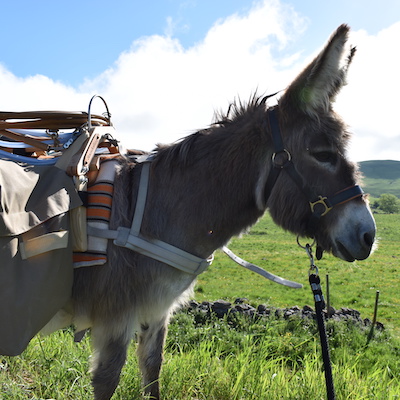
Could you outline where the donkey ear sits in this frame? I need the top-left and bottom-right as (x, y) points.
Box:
(281, 24), (356, 115)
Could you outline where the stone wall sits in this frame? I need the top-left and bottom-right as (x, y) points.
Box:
(184, 298), (384, 330)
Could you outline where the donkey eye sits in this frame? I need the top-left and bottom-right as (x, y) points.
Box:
(312, 151), (337, 164)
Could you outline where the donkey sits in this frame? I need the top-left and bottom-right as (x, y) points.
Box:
(48, 24), (375, 399)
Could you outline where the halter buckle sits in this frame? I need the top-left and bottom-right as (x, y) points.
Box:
(310, 196), (332, 217)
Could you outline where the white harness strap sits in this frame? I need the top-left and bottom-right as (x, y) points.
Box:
(130, 161), (150, 236)
(222, 246), (302, 288)
(87, 160), (213, 275)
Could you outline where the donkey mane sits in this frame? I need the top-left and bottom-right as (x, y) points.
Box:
(213, 93), (268, 125)
(153, 93), (268, 170)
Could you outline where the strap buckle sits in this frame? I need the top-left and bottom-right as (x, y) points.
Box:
(310, 196), (332, 217)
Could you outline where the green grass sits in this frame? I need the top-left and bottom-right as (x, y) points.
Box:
(165, 312), (400, 400)
(1, 213), (400, 399)
(362, 177), (400, 198)
(196, 213), (400, 337)
(2, 312), (400, 399)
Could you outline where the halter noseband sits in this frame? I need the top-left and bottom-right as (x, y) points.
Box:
(263, 108), (363, 238)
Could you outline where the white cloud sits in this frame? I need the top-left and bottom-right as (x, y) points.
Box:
(334, 22), (400, 161)
(0, 64), (89, 110)
(0, 1), (398, 162)
(79, 0), (306, 150)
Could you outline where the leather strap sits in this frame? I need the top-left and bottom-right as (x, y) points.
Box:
(0, 111), (109, 130)
(0, 129), (50, 151)
(66, 126), (115, 177)
(0, 110), (110, 156)
(326, 185), (363, 208)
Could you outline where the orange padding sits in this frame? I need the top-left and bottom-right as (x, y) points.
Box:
(72, 180), (114, 266)
(86, 182), (113, 222)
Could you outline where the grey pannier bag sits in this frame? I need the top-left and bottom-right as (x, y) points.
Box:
(0, 159), (82, 355)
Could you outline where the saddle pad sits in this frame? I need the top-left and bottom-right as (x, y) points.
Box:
(73, 160), (117, 267)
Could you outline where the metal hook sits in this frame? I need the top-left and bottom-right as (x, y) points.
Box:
(297, 236), (318, 275)
(296, 236), (316, 249)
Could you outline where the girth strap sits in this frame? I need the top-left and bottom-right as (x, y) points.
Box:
(88, 225), (213, 275)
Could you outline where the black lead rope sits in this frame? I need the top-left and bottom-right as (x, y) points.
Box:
(303, 243), (336, 400)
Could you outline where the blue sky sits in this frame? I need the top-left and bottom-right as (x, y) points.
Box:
(2, 0), (399, 86)
(1, 0), (399, 160)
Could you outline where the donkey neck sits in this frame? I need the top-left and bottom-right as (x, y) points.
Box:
(142, 123), (269, 257)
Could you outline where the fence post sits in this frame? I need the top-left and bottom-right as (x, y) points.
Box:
(366, 290), (380, 345)
(326, 274), (333, 317)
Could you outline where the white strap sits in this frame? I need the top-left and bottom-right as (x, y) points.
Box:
(87, 225), (213, 275)
(130, 162), (150, 236)
(222, 246), (302, 288)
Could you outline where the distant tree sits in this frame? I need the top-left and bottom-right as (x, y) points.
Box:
(371, 199), (380, 210)
(379, 193), (400, 213)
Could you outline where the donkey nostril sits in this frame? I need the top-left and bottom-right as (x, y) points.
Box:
(363, 232), (374, 248)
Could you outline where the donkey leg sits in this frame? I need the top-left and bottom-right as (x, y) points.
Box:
(137, 318), (168, 400)
(90, 324), (132, 400)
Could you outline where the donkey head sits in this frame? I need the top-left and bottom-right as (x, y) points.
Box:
(266, 24), (376, 261)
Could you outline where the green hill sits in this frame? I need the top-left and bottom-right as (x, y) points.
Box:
(359, 160), (400, 198)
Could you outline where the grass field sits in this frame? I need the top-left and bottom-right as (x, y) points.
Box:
(1, 213), (400, 399)
(2, 314), (399, 400)
(196, 213), (400, 337)
(359, 160), (400, 198)
(362, 177), (400, 199)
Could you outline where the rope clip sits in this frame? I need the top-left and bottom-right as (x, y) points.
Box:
(297, 236), (318, 276)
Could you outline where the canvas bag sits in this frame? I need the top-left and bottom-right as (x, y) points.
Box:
(0, 159), (82, 355)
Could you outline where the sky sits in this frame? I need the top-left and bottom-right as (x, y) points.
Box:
(1, 0), (399, 161)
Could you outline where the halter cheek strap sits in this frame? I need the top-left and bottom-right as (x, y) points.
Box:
(264, 108), (363, 238)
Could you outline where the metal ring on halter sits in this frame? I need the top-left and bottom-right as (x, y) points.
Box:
(87, 95), (112, 130)
(272, 149), (291, 168)
(296, 235), (316, 250)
